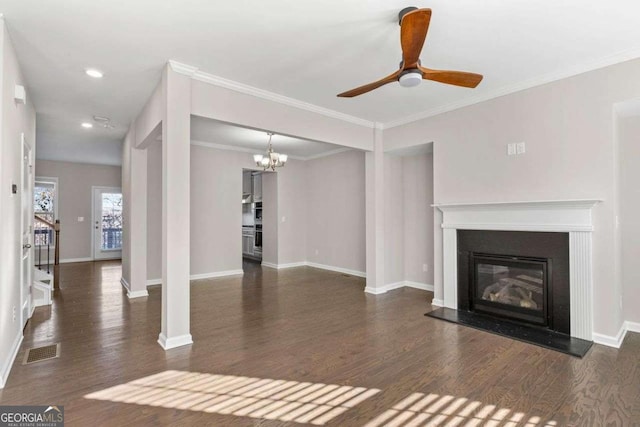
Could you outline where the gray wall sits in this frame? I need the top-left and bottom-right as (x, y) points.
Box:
(384, 58), (640, 337)
(0, 21), (37, 388)
(306, 150), (366, 273)
(403, 153), (434, 285)
(35, 160), (122, 261)
(146, 144), (368, 279)
(383, 152), (435, 286)
(619, 116), (640, 324)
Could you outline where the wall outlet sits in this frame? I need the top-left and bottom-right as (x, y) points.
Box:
(423, 264), (429, 272)
(78, 216), (84, 222)
(507, 143), (516, 156)
(281, 216), (286, 223)
(12, 306), (16, 322)
(315, 249), (319, 255)
(516, 142), (526, 154)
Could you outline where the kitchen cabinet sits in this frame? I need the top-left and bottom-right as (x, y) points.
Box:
(242, 233), (254, 256)
(252, 173), (262, 202)
(242, 171), (252, 199)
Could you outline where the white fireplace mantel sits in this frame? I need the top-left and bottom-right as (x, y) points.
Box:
(434, 199), (602, 341)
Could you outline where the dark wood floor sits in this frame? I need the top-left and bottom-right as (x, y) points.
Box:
(0, 260), (638, 426)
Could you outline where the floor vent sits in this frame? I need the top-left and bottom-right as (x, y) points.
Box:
(23, 344), (60, 365)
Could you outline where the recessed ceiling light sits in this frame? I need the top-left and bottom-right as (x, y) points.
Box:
(85, 68), (103, 78)
(81, 122), (93, 129)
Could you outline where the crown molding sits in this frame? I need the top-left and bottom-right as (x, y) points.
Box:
(172, 47), (640, 133)
(190, 139), (351, 161)
(191, 139), (305, 160)
(169, 60), (375, 129)
(302, 147), (352, 161)
(384, 47), (640, 129)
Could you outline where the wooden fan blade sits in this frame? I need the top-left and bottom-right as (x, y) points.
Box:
(419, 66), (483, 88)
(337, 71), (400, 97)
(400, 9), (432, 69)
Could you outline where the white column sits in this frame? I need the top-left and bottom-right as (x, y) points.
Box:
(365, 126), (385, 293)
(158, 64), (192, 350)
(570, 231), (594, 340)
(128, 143), (148, 298)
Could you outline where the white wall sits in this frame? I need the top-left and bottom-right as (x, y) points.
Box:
(35, 160), (122, 261)
(619, 116), (640, 324)
(384, 57), (640, 338)
(0, 20), (36, 388)
(306, 150), (366, 273)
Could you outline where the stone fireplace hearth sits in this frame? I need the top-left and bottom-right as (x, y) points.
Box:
(434, 200), (600, 341)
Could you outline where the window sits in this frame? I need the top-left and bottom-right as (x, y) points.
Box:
(34, 180), (56, 246)
(101, 193), (123, 250)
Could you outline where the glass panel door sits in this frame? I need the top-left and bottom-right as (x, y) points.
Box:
(93, 187), (122, 260)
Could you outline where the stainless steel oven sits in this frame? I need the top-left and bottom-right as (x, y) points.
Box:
(254, 224), (262, 255)
(254, 202), (262, 224)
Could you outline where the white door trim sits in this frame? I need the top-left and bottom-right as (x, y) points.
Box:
(20, 133), (33, 328)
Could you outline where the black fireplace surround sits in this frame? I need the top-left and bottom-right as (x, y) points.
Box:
(457, 230), (570, 335)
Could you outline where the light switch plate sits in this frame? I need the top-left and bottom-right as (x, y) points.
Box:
(78, 217), (84, 222)
(516, 142), (526, 154)
(507, 143), (516, 156)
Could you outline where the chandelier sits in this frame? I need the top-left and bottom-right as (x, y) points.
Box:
(253, 132), (288, 171)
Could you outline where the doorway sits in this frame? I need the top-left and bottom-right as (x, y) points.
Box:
(92, 187), (123, 260)
(20, 133), (33, 328)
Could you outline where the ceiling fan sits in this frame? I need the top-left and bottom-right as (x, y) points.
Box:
(337, 7), (483, 98)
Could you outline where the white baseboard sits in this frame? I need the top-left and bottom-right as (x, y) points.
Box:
(158, 333), (193, 350)
(627, 321), (640, 333)
(593, 321), (640, 349)
(0, 332), (23, 389)
(190, 270), (244, 280)
(260, 261), (366, 278)
(431, 298), (444, 307)
(120, 277), (130, 291)
(146, 270), (244, 287)
(305, 262), (366, 278)
(60, 257), (93, 264)
(128, 289), (149, 299)
(365, 281), (434, 295)
(261, 261), (306, 269)
(404, 281), (435, 292)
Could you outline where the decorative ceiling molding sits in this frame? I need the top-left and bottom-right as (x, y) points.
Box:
(172, 46), (640, 132)
(384, 47), (640, 129)
(190, 139), (352, 161)
(169, 60), (375, 129)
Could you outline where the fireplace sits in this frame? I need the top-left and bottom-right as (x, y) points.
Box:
(457, 230), (570, 335)
(471, 254), (548, 326)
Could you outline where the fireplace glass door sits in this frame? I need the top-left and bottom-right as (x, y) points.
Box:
(471, 254), (549, 326)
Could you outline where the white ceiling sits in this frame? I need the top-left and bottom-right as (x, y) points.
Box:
(2, 0), (640, 165)
(191, 117), (350, 160)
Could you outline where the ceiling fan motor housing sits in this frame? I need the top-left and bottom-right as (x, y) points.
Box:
(398, 6), (418, 24)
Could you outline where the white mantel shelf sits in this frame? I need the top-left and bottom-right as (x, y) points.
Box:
(436, 198), (601, 341)
(433, 199), (602, 210)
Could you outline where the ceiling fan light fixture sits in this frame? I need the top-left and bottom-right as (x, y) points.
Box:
(399, 70), (422, 88)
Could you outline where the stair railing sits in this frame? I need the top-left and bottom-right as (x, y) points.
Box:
(33, 215), (60, 289)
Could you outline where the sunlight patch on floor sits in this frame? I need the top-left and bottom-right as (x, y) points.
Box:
(84, 370), (380, 425)
(364, 392), (558, 427)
